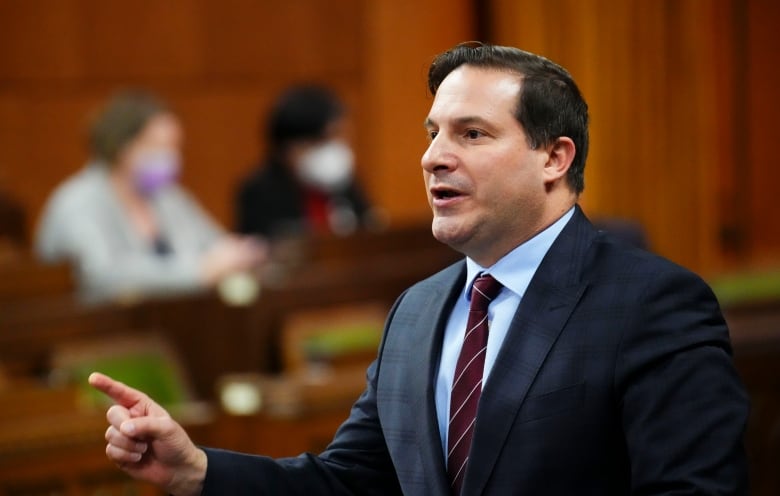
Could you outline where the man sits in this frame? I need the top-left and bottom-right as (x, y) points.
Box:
(91, 43), (749, 495)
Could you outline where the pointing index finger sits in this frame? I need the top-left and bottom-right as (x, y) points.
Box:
(88, 372), (147, 409)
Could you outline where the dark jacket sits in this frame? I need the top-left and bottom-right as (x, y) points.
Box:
(204, 206), (749, 495)
(235, 158), (371, 238)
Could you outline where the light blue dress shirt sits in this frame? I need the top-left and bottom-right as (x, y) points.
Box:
(434, 207), (575, 459)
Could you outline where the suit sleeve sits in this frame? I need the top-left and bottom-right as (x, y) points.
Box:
(201, 297), (407, 496)
(616, 267), (749, 495)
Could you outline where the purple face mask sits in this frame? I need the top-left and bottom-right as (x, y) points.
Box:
(132, 150), (180, 196)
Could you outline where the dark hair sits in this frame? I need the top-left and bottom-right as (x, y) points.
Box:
(266, 85), (344, 150)
(89, 90), (169, 166)
(428, 42), (589, 194)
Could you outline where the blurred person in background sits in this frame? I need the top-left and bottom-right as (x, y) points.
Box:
(35, 90), (265, 303)
(235, 85), (379, 239)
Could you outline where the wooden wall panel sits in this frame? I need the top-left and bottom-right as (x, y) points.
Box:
(0, 96), (29, 189)
(361, 0), (475, 225)
(0, 0), (83, 82)
(80, 0), (204, 80)
(710, 1), (748, 266)
(486, 0), (765, 275)
(747, 0), (780, 264)
(200, 0), (364, 80)
(0, 92), (100, 231)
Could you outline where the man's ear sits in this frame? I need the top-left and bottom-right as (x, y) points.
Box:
(543, 137), (576, 184)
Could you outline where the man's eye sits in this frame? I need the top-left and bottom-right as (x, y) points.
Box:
(428, 130), (438, 140)
(466, 129), (483, 139)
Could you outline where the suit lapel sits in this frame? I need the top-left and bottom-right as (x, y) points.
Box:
(463, 207), (596, 495)
(405, 263), (466, 495)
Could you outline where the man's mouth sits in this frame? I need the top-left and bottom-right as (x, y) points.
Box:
(431, 186), (463, 200)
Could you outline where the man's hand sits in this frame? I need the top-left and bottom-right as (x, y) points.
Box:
(89, 372), (207, 496)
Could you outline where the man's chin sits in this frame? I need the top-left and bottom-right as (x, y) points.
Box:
(431, 219), (470, 252)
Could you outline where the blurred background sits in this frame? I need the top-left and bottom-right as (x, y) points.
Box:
(1, 0), (779, 495)
(0, 0), (777, 274)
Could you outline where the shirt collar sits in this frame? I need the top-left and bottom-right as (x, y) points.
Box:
(464, 207), (575, 300)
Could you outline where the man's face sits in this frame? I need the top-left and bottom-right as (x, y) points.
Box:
(422, 65), (552, 266)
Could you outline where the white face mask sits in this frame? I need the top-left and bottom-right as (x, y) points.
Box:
(295, 141), (355, 192)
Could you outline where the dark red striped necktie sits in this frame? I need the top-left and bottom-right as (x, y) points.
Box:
(447, 273), (503, 495)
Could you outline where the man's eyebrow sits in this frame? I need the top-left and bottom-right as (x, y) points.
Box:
(453, 116), (492, 127)
(423, 116), (493, 129)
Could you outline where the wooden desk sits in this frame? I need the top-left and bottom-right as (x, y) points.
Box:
(0, 258), (74, 303)
(0, 382), (165, 496)
(0, 297), (132, 378)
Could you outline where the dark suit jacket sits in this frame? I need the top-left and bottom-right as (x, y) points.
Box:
(203, 206), (749, 495)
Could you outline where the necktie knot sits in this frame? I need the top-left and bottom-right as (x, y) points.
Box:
(470, 274), (503, 308)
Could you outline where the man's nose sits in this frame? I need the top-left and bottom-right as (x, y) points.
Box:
(421, 134), (457, 174)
